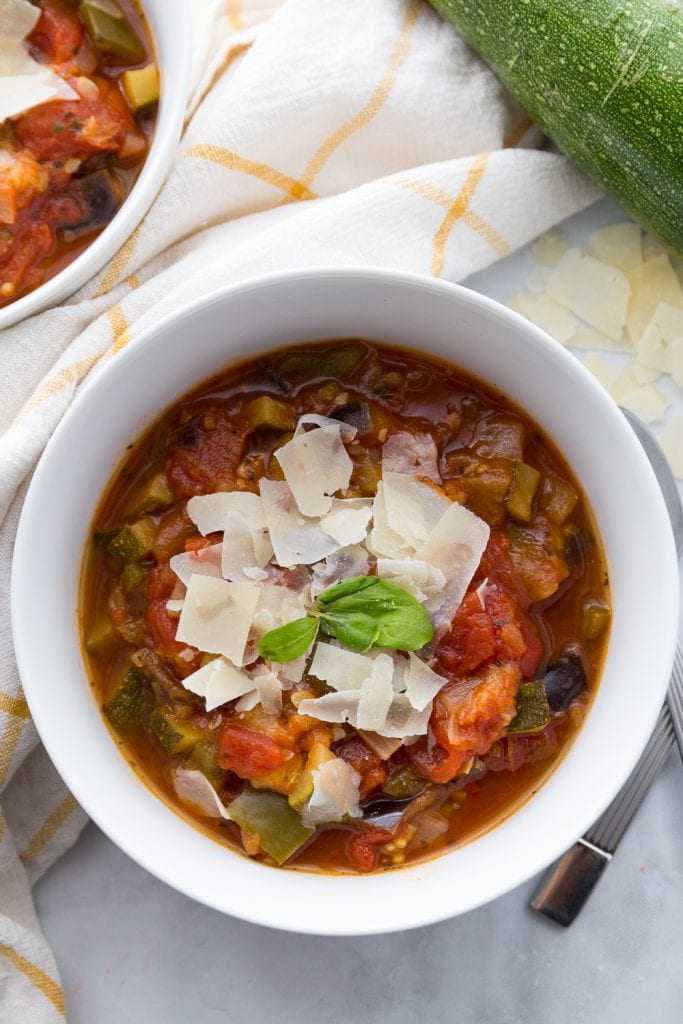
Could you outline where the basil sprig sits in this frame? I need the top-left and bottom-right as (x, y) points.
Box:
(258, 575), (434, 663)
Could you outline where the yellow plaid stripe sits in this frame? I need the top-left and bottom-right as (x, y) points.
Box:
(0, 692), (30, 719)
(185, 145), (319, 203)
(0, 943), (65, 1017)
(20, 794), (79, 864)
(432, 154), (490, 277)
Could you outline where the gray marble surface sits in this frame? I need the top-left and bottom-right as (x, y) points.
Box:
(34, 198), (683, 1023)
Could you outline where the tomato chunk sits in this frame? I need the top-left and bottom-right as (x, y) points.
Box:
(167, 411), (247, 499)
(218, 724), (284, 779)
(145, 600), (199, 678)
(334, 736), (388, 800)
(28, 0), (85, 66)
(347, 825), (393, 873)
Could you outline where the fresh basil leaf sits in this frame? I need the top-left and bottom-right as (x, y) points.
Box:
(318, 577), (434, 652)
(319, 610), (380, 652)
(258, 616), (319, 663)
(317, 575), (379, 604)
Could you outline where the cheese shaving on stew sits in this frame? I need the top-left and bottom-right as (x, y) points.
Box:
(187, 491), (267, 534)
(181, 657), (256, 711)
(0, 0), (78, 121)
(401, 653), (447, 713)
(169, 544), (223, 587)
(259, 478), (341, 567)
(356, 654), (395, 731)
(310, 642), (375, 692)
(319, 498), (373, 546)
(381, 432), (441, 482)
(252, 668), (283, 715)
(310, 545), (369, 598)
(381, 471), (451, 551)
(416, 502), (490, 630)
(172, 769), (231, 820)
(275, 422), (354, 517)
(301, 757), (361, 826)
(220, 511), (269, 580)
(176, 576), (259, 666)
(375, 558), (446, 603)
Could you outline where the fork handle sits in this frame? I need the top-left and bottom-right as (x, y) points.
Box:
(531, 840), (611, 926)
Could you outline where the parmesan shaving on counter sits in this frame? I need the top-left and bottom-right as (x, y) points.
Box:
(510, 222), (683, 478)
(0, 0), (78, 121)
(168, 413), (491, 741)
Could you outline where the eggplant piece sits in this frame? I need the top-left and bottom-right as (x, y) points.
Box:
(543, 650), (587, 712)
(59, 170), (124, 242)
(331, 401), (372, 434)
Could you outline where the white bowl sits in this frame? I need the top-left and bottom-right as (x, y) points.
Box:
(11, 269), (679, 935)
(0, 0), (191, 331)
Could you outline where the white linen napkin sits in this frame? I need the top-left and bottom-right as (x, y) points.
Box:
(0, 0), (597, 1019)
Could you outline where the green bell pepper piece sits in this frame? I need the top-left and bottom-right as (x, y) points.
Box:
(80, 0), (145, 61)
(507, 680), (551, 735)
(103, 667), (151, 732)
(229, 788), (314, 864)
(150, 707), (204, 755)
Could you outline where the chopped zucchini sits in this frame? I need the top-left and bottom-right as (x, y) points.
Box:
(122, 63), (160, 111)
(288, 742), (335, 810)
(582, 597), (611, 640)
(505, 461), (541, 523)
(508, 524), (569, 603)
(80, 0), (145, 61)
(124, 472), (174, 518)
(86, 612), (117, 655)
(190, 739), (226, 780)
(150, 707), (203, 755)
(382, 765), (424, 800)
(229, 788), (314, 865)
(539, 473), (579, 525)
(106, 517), (156, 565)
(244, 396), (296, 433)
(472, 419), (525, 461)
(115, 619), (146, 645)
(120, 562), (148, 592)
(507, 680), (551, 735)
(103, 667), (151, 732)
(274, 342), (365, 383)
(445, 454), (513, 526)
(350, 454), (382, 497)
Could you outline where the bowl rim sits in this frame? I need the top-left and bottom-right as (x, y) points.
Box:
(0, 0), (192, 332)
(11, 267), (680, 935)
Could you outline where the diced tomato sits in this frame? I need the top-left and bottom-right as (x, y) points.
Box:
(14, 76), (144, 162)
(434, 591), (495, 677)
(184, 534), (222, 552)
(218, 724), (284, 778)
(482, 726), (560, 773)
(145, 564), (177, 602)
(0, 220), (54, 298)
(408, 662), (520, 783)
(28, 0), (84, 66)
(167, 411), (247, 499)
(334, 736), (388, 800)
(145, 599), (199, 677)
(152, 506), (195, 562)
(346, 825), (393, 873)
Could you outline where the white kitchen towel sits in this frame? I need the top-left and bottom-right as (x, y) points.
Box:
(0, 0), (598, 1019)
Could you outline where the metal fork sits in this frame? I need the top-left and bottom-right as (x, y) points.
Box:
(532, 411), (682, 926)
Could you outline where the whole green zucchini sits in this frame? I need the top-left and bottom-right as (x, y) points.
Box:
(428, 0), (683, 253)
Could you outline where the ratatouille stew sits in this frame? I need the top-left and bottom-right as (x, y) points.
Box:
(82, 340), (610, 873)
(1, 0), (158, 306)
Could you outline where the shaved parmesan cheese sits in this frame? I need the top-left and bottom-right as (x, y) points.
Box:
(252, 668), (283, 715)
(547, 250), (629, 341)
(565, 325), (631, 352)
(166, 598), (185, 614)
(301, 757), (361, 827)
(637, 302), (683, 373)
(319, 498), (373, 546)
(657, 418), (683, 479)
(243, 566), (269, 581)
(582, 354), (619, 391)
(402, 654), (447, 712)
(275, 424), (353, 516)
(382, 432), (441, 483)
(588, 223), (643, 273)
(170, 544), (223, 587)
(310, 545), (369, 599)
(356, 654), (394, 731)
(673, 338), (683, 389)
(525, 266), (554, 294)
(176, 576), (259, 666)
(379, 694), (432, 738)
(509, 290), (577, 344)
(310, 642), (374, 692)
(187, 491), (266, 534)
(259, 478), (340, 567)
(297, 689), (362, 724)
(172, 769), (230, 820)
(416, 502), (489, 623)
(381, 471), (450, 552)
(619, 384), (671, 424)
(531, 230), (570, 267)
(631, 363), (661, 386)
(627, 256), (683, 344)
(235, 690), (260, 713)
(251, 583), (311, 637)
(181, 656), (256, 711)
(1, 0), (40, 39)
(294, 413), (356, 442)
(273, 654), (309, 684)
(220, 511), (268, 580)
(376, 558), (446, 604)
(368, 482), (411, 560)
